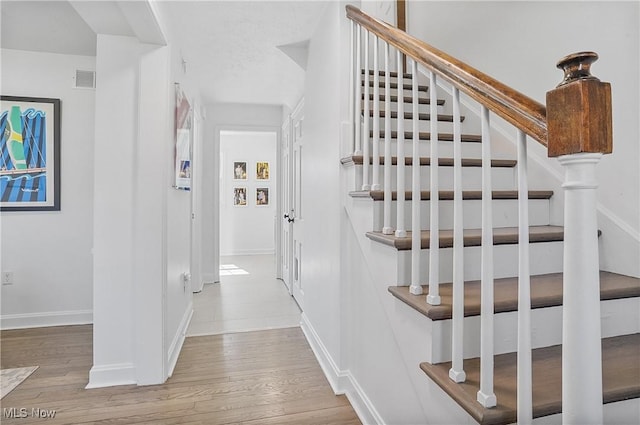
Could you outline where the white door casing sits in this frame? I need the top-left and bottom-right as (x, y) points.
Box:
(281, 118), (293, 294)
(291, 101), (304, 309)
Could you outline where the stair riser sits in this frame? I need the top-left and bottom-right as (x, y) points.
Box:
(372, 198), (551, 232)
(362, 100), (446, 114)
(364, 116), (459, 133)
(430, 296), (640, 364)
(396, 241), (564, 285)
(354, 164), (516, 190)
(360, 139), (484, 158)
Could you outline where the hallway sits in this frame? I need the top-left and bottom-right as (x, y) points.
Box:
(188, 255), (301, 336)
(1, 325), (360, 424)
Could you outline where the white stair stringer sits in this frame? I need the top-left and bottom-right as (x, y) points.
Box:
(343, 194), (477, 425)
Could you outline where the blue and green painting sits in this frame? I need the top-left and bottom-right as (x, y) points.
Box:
(0, 105), (48, 203)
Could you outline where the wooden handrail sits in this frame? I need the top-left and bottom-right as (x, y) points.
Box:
(346, 5), (548, 146)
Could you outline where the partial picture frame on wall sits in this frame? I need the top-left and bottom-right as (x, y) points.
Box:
(174, 84), (192, 190)
(256, 187), (269, 206)
(233, 187), (247, 206)
(0, 96), (61, 211)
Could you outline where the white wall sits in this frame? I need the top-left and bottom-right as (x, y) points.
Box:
(89, 32), (194, 388)
(219, 131), (277, 256)
(90, 35), (140, 387)
(0, 49), (95, 329)
(202, 103), (282, 282)
(299, 0), (344, 378)
(406, 1), (639, 276)
(151, 0), (202, 374)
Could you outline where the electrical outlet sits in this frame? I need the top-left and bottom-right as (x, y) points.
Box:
(2, 271), (14, 285)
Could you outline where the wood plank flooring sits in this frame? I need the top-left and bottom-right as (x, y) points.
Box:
(1, 325), (360, 425)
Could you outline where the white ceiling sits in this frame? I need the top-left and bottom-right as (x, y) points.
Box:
(0, 0), (327, 108)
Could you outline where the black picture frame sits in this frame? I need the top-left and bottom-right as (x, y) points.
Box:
(0, 96), (61, 211)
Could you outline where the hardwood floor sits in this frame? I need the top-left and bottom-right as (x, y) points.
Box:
(1, 325), (360, 425)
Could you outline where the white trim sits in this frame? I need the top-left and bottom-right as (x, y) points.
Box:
(167, 302), (193, 378)
(86, 363), (136, 389)
(598, 204), (640, 243)
(300, 313), (385, 425)
(0, 310), (92, 330)
(220, 249), (276, 256)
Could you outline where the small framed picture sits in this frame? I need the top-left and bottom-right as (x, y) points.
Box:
(233, 187), (247, 206)
(233, 161), (247, 180)
(256, 161), (270, 180)
(256, 188), (269, 206)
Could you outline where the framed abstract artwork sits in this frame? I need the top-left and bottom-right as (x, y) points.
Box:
(0, 96), (61, 211)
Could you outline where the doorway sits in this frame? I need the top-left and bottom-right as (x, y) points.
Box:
(187, 130), (300, 336)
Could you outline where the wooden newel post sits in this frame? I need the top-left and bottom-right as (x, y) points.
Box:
(547, 51), (612, 157)
(546, 52), (613, 425)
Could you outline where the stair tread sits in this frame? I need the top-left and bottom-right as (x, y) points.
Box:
(362, 80), (429, 91)
(351, 190), (553, 201)
(388, 271), (640, 321)
(365, 94), (445, 105)
(420, 333), (640, 425)
(367, 110), (465, 122)
(370, 131), (482, 142)
(342, 155), (516, 167)
(366, 225), (565, 250)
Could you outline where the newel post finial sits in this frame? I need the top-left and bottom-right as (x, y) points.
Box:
(546, 51), (613, 157)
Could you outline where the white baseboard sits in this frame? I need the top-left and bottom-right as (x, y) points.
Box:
(300, 313), (385, 425)
(86, 363), (136, 389)
(0, 310), (92, 330)
(167, 303), (193, 378)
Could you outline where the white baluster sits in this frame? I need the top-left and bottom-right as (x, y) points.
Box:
(361, 31), (371, 191)
(517, 129), (532, 424)
(371, 36), (381, 191)
(427, 71), (441, 305)
(383, 42), (393, 234)
(559, 153), (604, 425)
(477, 105), (496, 408)
(354, 24), (362, 156)
(395, 49), (406, 237)
(349, 21), (355, 155)
(449, 86), (465, 383)
(409, 59), (422, 296)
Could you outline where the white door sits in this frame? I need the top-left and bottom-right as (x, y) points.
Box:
(290, 103), (304, 309)
(280, 119), (293, 295)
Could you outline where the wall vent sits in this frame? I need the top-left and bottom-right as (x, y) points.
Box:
(74, 70), (95, 89)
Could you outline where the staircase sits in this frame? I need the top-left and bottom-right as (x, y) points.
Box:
(341, 6), (640, 425)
